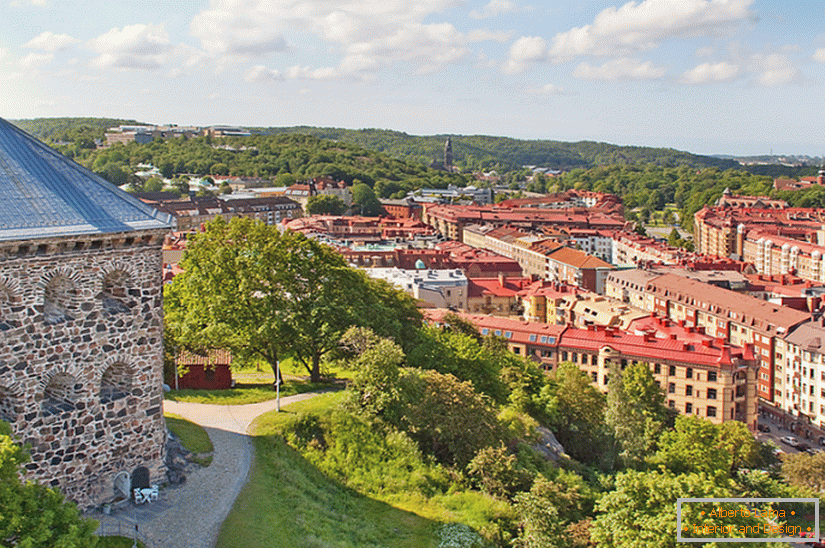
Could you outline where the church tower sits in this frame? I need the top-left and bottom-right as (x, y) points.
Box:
(444, 137), (453, 172)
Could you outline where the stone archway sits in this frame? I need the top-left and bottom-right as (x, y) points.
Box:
(100, 361), (133, 404)
(40, 372), (79, 416)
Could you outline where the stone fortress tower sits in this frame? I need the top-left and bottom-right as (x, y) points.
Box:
(0, 118), (173, 508)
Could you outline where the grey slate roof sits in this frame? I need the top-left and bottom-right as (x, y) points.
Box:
(0, 117), (172, 241)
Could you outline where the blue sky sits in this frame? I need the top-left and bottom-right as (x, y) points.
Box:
(1, 0), (823, 156)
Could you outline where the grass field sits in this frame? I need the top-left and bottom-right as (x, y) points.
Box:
(218, 392), (500, 547)
(217, 436), (439, 547)
(165, 413), (214, 466)
(165, 357), (349, 405)
(218, 392), (440, 548)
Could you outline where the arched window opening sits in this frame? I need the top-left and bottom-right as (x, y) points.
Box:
(0, 285), (12, 331)
(40, 373), (79, 416)
(102, 270), (133, 315)
(43, 276), (77, 325)
(100, 362), (132, 404)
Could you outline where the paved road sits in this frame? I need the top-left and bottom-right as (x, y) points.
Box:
(91, 392), (324, 548)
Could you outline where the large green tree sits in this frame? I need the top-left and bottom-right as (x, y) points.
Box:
(605, 361), (669, 469)
(306, 194), (346, 215)
(351, 183), (383, 216)
(166, 216), (400, 382)
(0, 432), (99, 547)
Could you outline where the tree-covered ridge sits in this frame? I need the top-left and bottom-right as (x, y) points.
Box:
(11, 117), (141, 144)
(60, 133), (471, 194)
(251, 126), (740, 172)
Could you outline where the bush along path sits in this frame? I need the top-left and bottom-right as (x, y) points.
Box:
(89, 391), (329, 548)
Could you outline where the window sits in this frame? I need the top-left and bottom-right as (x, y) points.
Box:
(707, 388), (717, 400)
(528, 334), (537, 342)
(504, 331), (513, 339)
(494, 330), (502, 337)
(481, 328), (489, 335)
(686, 385), (693, 396)
(591, 372), (598, 383)
(686, 402), (693, 413)
(100, 362), (132, 404)
(669, 365), (676, 376)
(686, 367), (693, 379)
(707, 371), (717, 382)
(707, 406), (717, 417)
(591, 355), (598, 365)
(668, 383), (675, 394)
(562, 351), (568, 361)
(668, 400), (675, 408)
(540, 336), (548, 344)
(572, 353), (578, 363)
(514, 347), (520, 355)
(604, 375), (609, 385)
(654, 363), (661, 374)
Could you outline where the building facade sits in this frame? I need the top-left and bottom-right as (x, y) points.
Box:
(0, 118), (172, 509)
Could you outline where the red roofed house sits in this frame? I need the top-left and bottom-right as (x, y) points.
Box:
(171, 349), (233, 389)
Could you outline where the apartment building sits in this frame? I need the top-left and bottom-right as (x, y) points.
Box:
(426, 311), (758, 429)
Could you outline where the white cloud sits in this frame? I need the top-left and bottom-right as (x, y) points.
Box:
(750, 53), (802, 86)
(814, 48), (825, 63)
(503, 35), (548, 73)
(24, 31), (78, 52)
(10, 0), (47, 6)
(680, 61), (739, 83)
(245, 64), (284, 83)
(19, 52), (54, 69)
(470, 0), (516, 20)
(573, 57), (666, 80)
(190, 0), (498, 77)
(549, 0), (753, 59)
(88, 24), (172, 70)
(526, 83), (568, 94)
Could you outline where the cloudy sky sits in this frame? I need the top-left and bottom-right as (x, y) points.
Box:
(1, 0), (823, 155)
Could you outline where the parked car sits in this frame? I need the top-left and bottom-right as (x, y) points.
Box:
(781, 436), (800, 448)
(806, 447), (823, 455)
(757, 424), (771, 433)
(798, 443), (811, 452)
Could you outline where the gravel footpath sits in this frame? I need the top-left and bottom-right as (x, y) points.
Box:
(89, 392), (325, 548)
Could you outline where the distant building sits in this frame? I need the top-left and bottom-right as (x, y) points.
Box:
(138, 195), (301, 231)
(365, 268), (468, 309)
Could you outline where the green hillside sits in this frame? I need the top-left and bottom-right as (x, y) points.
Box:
(251, 126), (739, 172)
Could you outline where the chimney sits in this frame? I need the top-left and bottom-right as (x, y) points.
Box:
(701, 339), (711, 347)
(498, 272), (505, 287)
(697, 326), (705, 335)
(669, 333), (678, 340)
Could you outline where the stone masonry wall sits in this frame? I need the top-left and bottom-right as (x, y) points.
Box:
(0, 230), (167, 509)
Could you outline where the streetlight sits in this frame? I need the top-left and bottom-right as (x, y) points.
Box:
(276, 360), (280, 412)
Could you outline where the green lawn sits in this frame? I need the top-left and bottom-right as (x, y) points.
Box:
(218, 391), (440, 548)
(98, 536), (146, 547)
(165, 413), (214, 466)
(217, 438), (439, 548)
(165, 356), (349, 405)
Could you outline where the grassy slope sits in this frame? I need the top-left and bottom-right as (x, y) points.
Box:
(165, 413), (214, 466)
(218, 392), (438, 548)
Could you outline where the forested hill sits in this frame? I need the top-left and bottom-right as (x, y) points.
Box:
(11, 117), (141, 145)
(251, 126), (740, 172)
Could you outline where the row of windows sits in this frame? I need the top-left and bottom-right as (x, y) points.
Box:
(668, 400), (718, 417)
(0, 364), (134, 421)
(0, 269), (136, 326)
(667, 383), (718, 399)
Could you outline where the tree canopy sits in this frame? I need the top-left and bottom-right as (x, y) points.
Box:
(0, 433), (99, 547)
(165, 216), (419, 382)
